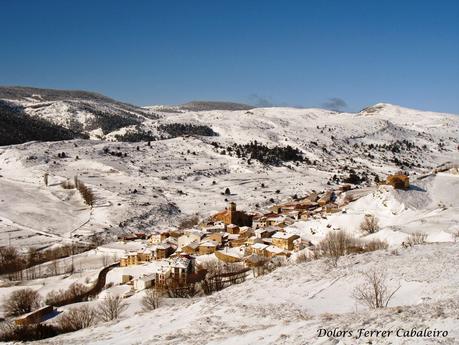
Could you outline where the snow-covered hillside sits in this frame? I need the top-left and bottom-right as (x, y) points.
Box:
(33, 242), (459, 345)
(286, 172), (459, 247)
(1, 88), (459, 344)
(0, 88), (257, 144)
(0, 87), (157, 144)
(0, 89), (458, 248)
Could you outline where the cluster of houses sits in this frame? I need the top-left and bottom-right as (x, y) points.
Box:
(98, 175), (410, 293)
(99, 183), (370, 292)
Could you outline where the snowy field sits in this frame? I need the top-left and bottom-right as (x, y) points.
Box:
(0, 178), (90, 247)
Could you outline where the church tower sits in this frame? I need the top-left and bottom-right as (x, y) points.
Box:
(228, 202), (237, 224)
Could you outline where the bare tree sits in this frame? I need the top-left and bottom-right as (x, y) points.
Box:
(0, 321), (17, 341)
(0, 321), (59, 342)
(0, 246), (26, 278)
(98, 295), (127, 321)
(90, 233), (105, 248)
(76, 181), (95, 207)
(67, 282), (87, 299)
(352, 268), (400, 309)
(49, 260), (59, 276)
(407, 232), (427, 245)
(317, 231), (357, 267)
(200, 261), (225, 294)
(57, 304), (96, 332)
(4, 288), (42, 316)
(27, 247), (39, 267)
(200, 261), (247, 294)
(45, 282), (88, 306)
(295, 250), (311, 263)
(364, 239), (388, 251)
(360, 214), (380, 234)
(141, 288), (160, 311)
(45, 289), (66, 306)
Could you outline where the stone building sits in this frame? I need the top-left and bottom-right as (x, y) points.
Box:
(386, 174), (410, 190)
(212, 202), (253, 227)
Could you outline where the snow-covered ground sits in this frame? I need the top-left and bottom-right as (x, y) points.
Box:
(32, 242), (459, 345)
(0, 101), (458, 344)
(286, 172), (459, 247)
(0, 103), (457, 248)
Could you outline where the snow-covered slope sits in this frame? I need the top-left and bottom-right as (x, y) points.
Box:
(286, 172), (459, 247)
(1, 89), (459, 344)
(0, 87), (157, 143)
(0, 89), (458, 248)
(34, 242), (459, 345)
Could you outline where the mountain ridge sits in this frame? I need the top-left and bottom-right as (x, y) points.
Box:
(0, 86), (458, 148)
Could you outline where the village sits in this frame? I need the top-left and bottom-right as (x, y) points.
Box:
(2, 169), (416, 332)
(90, 173), (411, 297)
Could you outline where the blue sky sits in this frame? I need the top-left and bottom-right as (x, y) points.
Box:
(1, 0), (458, 113)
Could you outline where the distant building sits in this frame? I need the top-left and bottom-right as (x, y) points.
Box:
(226, 224), (240, 234)
(15, 305), (54, 326)
(120, 249), (154, 267)
(255, 226), (278, 239)
(148, 231), (170, 244)
(155, 256), (195, 287)
(252, 213), (279, 228)
(198, 240), (218, 255)
(178, 232), (203, 250)
(155, 244), (174, 259)
(271, 232), (300, 250)
(318, 191), (334, 206)
(386, 174), (410, 190)
(215, 249), (243, 263)
(205, 232), (226, 245)
(182, 240), (200, 254)
(212, 202), (253, 227)
(133, 274), (156, 291)
(228, 234), (246, 248)
(239, 226), (252, 234)
(201, 221), (226, 233)
(245, 236), (264, 246)
(265, 245), (288, 258)
(169, 256), (195, 285)
(249, 243), (268, 256)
